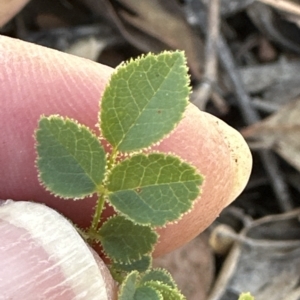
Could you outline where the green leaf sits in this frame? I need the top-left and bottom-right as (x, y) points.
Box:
(107, 153), (203, 226)
(100, 51), (190, 152)
(145, 281), (186, 300)
(36, 116), (106, 198)
(112, 255), (152, 273)
(134, 286), (162, 300)
(238, 292), (255, 300)
(98, 215), (158, 263)
(118, 272), (163, 300)
(118, 271), (138, 300)
(140, 269), (176, 289)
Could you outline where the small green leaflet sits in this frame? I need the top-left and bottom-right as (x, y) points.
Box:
(140, 269), (176, 289)
(107, 153), (203, 226)
(98, 215), (158, 263)
(118, 271), (163, 300)
(238, 293), (255, 300)
(145, 281), (186, 300)
(100, 51), (190, 152)
(134, 286), (162, 300)
(118, 271), (138, 300)
(112, 255), (152, 273)
(36, 116), (106, 198)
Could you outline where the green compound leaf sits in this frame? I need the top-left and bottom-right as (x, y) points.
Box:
(140, 269), (176, 289)
(107, 153), (203, 226)
(36, 116), (106, 198)
(100, 51), (190, 152)
(145, 281), (186, 300)
(98, 215), (158, 263)
(134, 286), (162, 300)
(118, 271), (138, 300)
(112, 255), (152, 273)
(238, 293), (255, 300)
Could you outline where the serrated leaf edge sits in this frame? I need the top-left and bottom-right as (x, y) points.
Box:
(135, 285), (164, 300)
(144, 281), (186, 300)
(141, 268), (177, 289)
(112, 254), (152, 266)
(98, 214), (158, 264)
(107, 152), (203, 227)
(118, 270), (138, 299)
(112, 255), (152, 274)
(99, 50), (191, 153)
(35, 115), (103, 200)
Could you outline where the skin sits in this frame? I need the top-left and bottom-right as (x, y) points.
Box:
(0, 34), (252, 253)
(0, 2), (252, 297)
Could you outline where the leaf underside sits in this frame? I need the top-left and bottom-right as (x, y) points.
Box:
(107, 153), (203, 226)
(98, 215), (158, 263)
(36, 116), (106, 198)
(100, 51), (190, 152)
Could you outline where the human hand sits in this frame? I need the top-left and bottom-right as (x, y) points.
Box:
(0, 6), (252, 298)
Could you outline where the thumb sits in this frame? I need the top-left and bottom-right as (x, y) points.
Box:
(0, 200), (117, 300)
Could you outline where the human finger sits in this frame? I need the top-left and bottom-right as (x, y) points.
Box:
(0, 35), (252, 257)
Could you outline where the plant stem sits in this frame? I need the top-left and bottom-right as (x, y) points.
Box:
(108, 266), (125, 284)
(108, 149), (118, 170)
(91, 193), (106, 231)
(90, 149), (118, 232)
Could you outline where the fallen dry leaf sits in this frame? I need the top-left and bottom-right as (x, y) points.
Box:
(97, 0), (204, 79)
(242, 97), (300, 172)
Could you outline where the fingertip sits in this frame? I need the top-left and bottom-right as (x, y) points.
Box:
(212, 115), (252, 205)
(0, 35), (113, 226)
(180, 105), (252, 207)
(153, 104), (252, 256)
(0, 36), (252, 258)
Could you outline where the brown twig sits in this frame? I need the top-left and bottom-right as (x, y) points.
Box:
(217, 34), (293, 212)
(192, 0), (220, 110)
(257, 0), (300, 16)
(187, 0), (293, 211)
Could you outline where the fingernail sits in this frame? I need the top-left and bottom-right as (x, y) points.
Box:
(0, 200), (116, 299)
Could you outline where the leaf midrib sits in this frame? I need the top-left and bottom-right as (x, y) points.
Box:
(49, 127), (100, 187)
(117, 56), (180, 150)
(109, 179), (200, 193)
